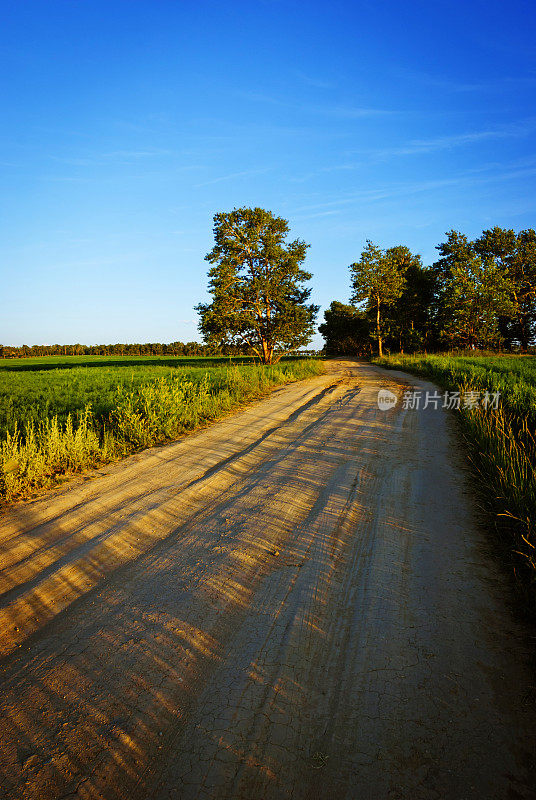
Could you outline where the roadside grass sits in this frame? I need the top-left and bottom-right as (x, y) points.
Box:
(0, 359), (324, 504)
(374, 353), (536, 604)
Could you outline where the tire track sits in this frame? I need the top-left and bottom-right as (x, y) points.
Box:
(0, 361), (534, 800)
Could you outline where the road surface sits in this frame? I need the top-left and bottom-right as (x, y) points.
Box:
(0, 360), (535, 799)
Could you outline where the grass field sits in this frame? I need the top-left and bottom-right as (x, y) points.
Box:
(374, 353), (536, 602)
(0, 356), (261, 437)
(0, 354), (254, 372)
(0, 355), (324, 503)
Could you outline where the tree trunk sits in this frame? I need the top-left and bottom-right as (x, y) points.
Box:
(376, 298), (383, 358)
(519, 314), (529, 352)
(260, 338), (271, 364)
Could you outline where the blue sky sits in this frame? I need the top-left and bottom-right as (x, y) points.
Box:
(1, 0), (535, 347)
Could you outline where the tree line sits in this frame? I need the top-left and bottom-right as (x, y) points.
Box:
(4, 209), (535, 362)
(0, 341), (243, 359)
(197, 210), (536, 359)
(321, 226), (536, 357)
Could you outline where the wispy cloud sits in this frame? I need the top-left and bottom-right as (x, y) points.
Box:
(294, 71), (335, 90)
(194, 167), (271, 188)
(105, 149), (173, 159)
(344, 119), (536, 162)
(396, 119), (536, 153)
(235, 90), (393, 119)
(49, 147), (175, 167)
(287, 120), (536, 183)
(291, 160), (536, 218)
(307, 104), (392, 119)
(398, 67), (536, 94)
(314, 118), (536, 169)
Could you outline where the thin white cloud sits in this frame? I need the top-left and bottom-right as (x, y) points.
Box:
(291, 162), (536, 216)
(307, 104), (392, 119)
(397, 67), (536, 93)
(403, 119), (536, 151)
(194, 168), (271, 188)
(313, 119), (536, 168)
(291, 209), (342, 222)
(367, 120), (535, 160)
(49, 147), (175, 167)
(235, 90), (393, 119)
(287, 122), (536, 183)
(294, 71), (335, 90)
(104, 149), (173, 159)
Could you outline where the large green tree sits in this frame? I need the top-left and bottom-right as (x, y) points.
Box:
(318, 301), (371, 356)
(434, 230), (516, 348)
(349, 241), (409, 357)
(443, 255), (516, 348)
(382, 260), (439, 353)
(474, 227), (536, 350)
(434, 229), (521, 349)
(196, 207), (318, 363)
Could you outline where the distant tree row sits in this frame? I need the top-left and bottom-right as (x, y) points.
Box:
(321, 226), (536, 356)
(0, 341), (247, 359)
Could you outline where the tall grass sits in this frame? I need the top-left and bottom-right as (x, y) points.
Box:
(0, 360), (324, 503)
(375, 354), (536, 599)
(0, 357), (259, 436)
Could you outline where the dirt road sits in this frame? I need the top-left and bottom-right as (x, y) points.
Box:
(0, 360), (535, 800)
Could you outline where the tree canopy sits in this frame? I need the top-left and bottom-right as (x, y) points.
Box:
(381, 261), (438, 353)
(432, 228), (536, 350)
(349, 241), (415, 357)
(319, 227), (536, 357)
(318, 302), (371, 356)
(474, 227), (536, 350)
(196, 207), (318, 363)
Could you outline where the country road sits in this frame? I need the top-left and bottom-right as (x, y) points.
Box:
(0, 360), (535, 800)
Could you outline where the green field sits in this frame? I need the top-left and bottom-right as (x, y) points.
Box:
(0, 354), (251, 372)
(0, 355), (261, 438)
(0, 355), (324, 503)
(375, 353), (536, 600)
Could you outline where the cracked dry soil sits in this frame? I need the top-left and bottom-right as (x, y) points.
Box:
(0, 360), (535, 799)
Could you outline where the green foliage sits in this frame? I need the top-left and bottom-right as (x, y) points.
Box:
(1, 408), (105, 500)
(350, 241), (408, 307)
(318, 302), (371, 356)
(442, 254), (516, 348)
(0, 356), (264, 437)
(349, 241), (419, 357)
(381, 262), (439, 353)
(434, 229), (475, 281)
(433, 227), (536, 350)
(474, 227), (536, 350)
(333, 226), (536, 356)
(0, 357), (324, 503)
(196, 207), (318, 364)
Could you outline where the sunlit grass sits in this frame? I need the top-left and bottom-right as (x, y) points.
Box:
(0, 359), (324, 503)
(0, 356), (261, 435)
